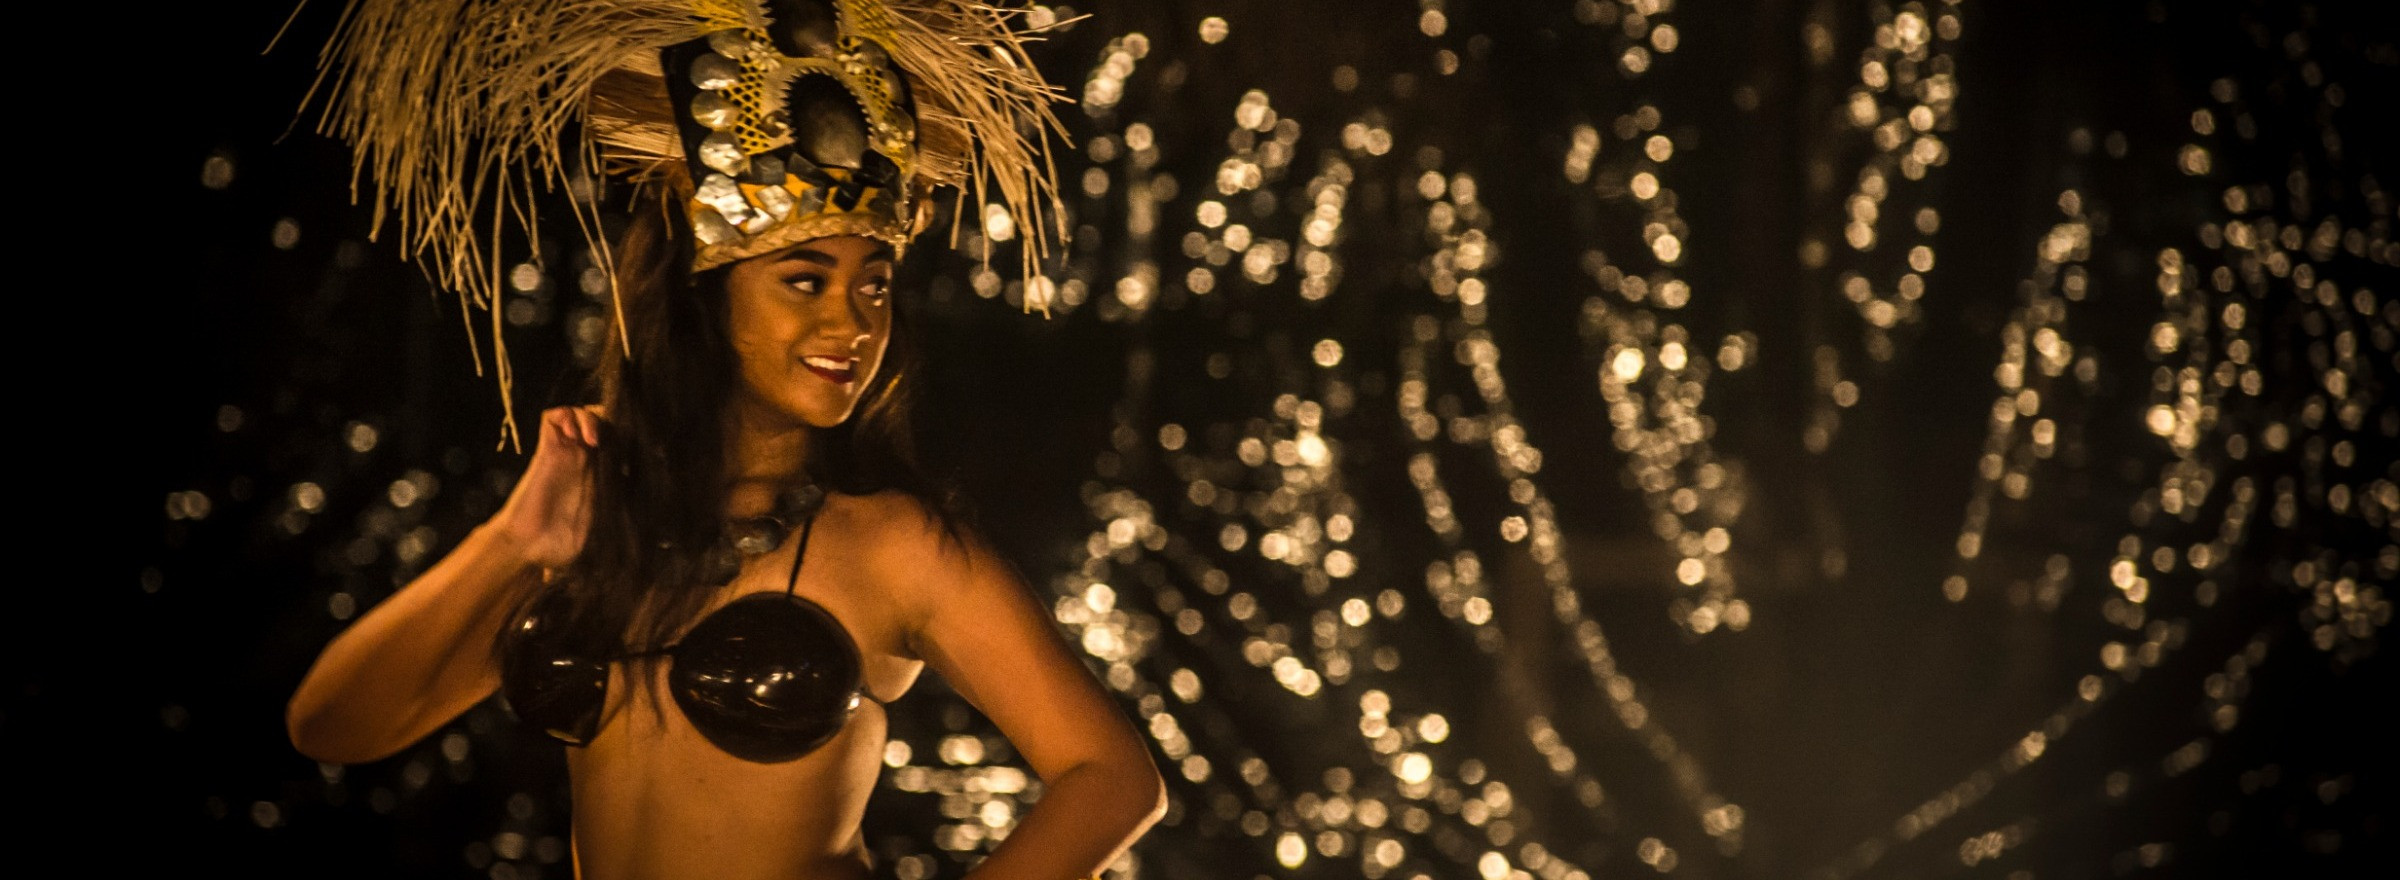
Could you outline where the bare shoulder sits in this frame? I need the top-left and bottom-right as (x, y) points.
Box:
(828, 488), (971, 560)
(827, 489), (1004, 627)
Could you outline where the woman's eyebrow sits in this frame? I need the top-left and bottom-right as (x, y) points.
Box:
(775, 248), (838, 267)
(775, 244), (898, 268)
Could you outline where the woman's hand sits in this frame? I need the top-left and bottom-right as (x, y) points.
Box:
(489, 405), (606, 570)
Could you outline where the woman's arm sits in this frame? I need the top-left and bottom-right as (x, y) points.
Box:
(887, 498), (1168, 880)
(285, 524), (537, 763)
(286, 406), (604, 764)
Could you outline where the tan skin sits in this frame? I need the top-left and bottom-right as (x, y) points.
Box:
(288, 235), (1167, 880)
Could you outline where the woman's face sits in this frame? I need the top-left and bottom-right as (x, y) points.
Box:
(724, 235), (896, 430)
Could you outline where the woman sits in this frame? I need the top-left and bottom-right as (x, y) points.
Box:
(284, 2), (1163, 877)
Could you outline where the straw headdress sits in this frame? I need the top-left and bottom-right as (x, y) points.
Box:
(302, 0), (1072, 446)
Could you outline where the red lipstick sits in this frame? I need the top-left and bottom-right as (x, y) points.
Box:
(802, 355), (856, 386)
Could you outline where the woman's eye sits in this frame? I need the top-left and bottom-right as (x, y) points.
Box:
(788, 276), (823, 295)
(861, 280), (892, 302)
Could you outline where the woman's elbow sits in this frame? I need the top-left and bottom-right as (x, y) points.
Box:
(1123, 758), (1169, 829)
(285, 694), (400, 765)
(1140, 769), (1169, 826)
(285, 697), (349, 764)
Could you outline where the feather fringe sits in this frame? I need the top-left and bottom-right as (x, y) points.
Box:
(309, 0), (1071, 447)
(883, 1), (1075, 314)
(308, 0), (727, 447)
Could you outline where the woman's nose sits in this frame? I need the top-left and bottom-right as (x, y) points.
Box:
(814, 280), (871, 346)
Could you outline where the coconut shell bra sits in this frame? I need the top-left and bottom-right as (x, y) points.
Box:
(500, 514), (884, 763)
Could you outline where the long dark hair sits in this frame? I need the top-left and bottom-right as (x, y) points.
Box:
(501, 196), (969, 680)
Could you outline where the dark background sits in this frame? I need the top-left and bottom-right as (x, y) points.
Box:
(75, 0), (2400, 877)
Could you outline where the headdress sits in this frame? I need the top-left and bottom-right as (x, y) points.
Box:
(302, 0), (1071, 444)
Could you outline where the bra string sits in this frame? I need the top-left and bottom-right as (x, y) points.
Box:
(647, 514), (819, 657)
(785, 513), (816, 597)
(779, 514), (884, 707)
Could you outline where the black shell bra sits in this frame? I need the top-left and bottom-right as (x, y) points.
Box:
(499, 514), (885, 763)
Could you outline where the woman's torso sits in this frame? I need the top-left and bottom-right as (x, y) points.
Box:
(559, 491), (927, 880)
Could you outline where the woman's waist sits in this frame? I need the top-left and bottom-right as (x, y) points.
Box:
(564, 784), (876, 880)
(569, 719), (885, 862)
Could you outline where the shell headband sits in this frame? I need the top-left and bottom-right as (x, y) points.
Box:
(307, 0), (1070, 442)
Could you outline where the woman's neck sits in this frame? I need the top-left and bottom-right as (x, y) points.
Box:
(723, 399), (814, 519)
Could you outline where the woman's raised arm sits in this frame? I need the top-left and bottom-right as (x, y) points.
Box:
(285, 405), (604, 764)
(884, 495), (1168, 880)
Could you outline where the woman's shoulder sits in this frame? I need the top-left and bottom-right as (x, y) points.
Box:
(826, 487), (938, 530)
(824, 488), (980, 562)
(824, 488), (1000, 638)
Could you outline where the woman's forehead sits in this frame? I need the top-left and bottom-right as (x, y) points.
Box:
(761, 235), (895, 267)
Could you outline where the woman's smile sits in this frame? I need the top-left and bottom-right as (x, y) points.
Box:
(802, 354), (858, 387)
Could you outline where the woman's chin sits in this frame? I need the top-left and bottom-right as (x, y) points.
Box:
(736, 389), (858, 432)
(796, 399), (861, 429)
